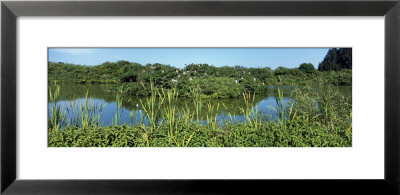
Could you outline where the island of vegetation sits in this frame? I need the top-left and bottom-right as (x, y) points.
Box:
(48, 48), (352, 147)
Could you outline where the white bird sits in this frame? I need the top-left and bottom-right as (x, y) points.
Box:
(136, 104), (139, 107)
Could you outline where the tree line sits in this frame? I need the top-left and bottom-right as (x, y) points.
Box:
(318, 48), (352, 71)
(48, 48), (351, 98)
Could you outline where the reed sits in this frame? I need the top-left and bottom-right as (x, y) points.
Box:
(48, 82), (352, 147)
(51, 88), (106, 129)
(205, 101), (220, 131)
(239, 91), (262, 130)
(163, 88), (179, 142)
(139, 80), (165, 133)
(190, 85), (203, 122)
(112, 94), (123, 126)
(77, 91), (106, 129)
(48, 85), (66, 131)
(178, 103), (193, 126)
(267, 86), (287, 129)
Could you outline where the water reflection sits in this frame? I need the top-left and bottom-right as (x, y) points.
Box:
(48, 84), (351, 127)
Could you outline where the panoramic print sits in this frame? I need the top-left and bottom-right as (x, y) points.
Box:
(48, 48), (352, 147)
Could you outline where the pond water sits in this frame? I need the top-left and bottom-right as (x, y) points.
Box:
(48, 84), (351, 127)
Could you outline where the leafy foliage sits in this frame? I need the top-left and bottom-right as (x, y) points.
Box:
(318, 48), (352, 71)
(48, 84), (352, 147)
(299, 63), (315, 73)
(49, 59), (352, 99)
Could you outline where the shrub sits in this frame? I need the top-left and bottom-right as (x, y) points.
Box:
(299, 63), (315, 73)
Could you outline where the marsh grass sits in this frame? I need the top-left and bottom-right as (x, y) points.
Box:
(239, 91), (263, 130)
(267, 87), (292, 129)
(112, 94), (123, 126)
(50, 86), (106, 130)
(190, 85), (203, 122)
(48, 85), (66, 131)
(139, 81), (165, 133)
(48, 82), (352, 147)
(67, 96), (103, 128)
(162, 88), (180, 145)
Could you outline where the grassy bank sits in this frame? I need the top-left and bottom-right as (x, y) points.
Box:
(48, 84), (352, 147)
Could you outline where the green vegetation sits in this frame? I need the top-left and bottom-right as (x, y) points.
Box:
(48, 49), (352, 147)
(48, 85), (66, 131)
(48, 48), (352, 98)
(49, 61), (351, 98)
(299, 63), (315, 73)
(318, 48), (352, 71)
(48, 83), (352, 147)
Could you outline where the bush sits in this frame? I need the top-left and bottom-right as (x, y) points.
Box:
(274, 66), (290, 76)
(299, 63), (315, 73)
(188, 77), (245, 98)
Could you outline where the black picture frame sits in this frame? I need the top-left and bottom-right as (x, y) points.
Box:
(1, 0), (399, 194)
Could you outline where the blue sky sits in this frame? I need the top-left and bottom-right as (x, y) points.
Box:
(48, 48), (330, 69)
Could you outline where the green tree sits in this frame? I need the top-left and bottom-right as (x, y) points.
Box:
(318, 48), (352, 71)
(299, 63), (315, 73)
(274, 66), (289, 76)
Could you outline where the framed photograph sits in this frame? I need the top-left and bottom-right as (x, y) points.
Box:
(2, 0), (399, 194)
